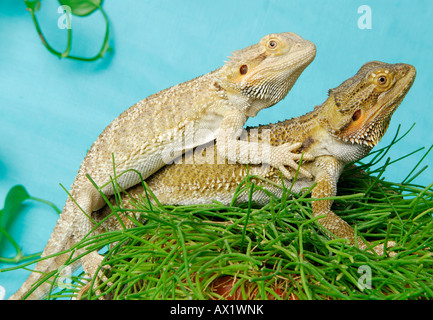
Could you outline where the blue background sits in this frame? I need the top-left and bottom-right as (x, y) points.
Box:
(0, 0), (432, 299)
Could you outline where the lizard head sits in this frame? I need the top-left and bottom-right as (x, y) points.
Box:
(325, 61), (416, 147)
(217, 32), (316, 116)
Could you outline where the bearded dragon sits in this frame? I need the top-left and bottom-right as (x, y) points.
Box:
(142, 59), (416, 247)
(11, 60), (415, 300)
(9, 32), (315, 300)
(97, 61), (415, 269)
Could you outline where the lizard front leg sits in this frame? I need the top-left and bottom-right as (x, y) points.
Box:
(312, 157), (395, 256)
(216, 109), (314, 178)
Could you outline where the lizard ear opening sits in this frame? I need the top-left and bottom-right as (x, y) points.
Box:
(239, 65), (248, 75)
(352, 109), (362, 121)
(342, 109), (369, 140)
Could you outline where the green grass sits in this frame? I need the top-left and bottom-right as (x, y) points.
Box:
(4, 126), (433, 300)
(45, 126), (433, 300)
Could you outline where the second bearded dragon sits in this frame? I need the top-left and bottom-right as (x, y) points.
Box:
(102, 61), (416, 257)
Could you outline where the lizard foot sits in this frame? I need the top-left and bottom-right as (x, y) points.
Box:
(360, 240), (397, 257)
(371, 240), (397, 257)
(272, 142), (314, 179)
(77, 251), (113, 300)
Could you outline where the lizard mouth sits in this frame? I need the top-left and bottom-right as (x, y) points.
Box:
(341, 64), (416, 147)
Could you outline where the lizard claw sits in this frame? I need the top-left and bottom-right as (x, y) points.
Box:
(77, 251), (113, 299)
(272, 142), (314, 179)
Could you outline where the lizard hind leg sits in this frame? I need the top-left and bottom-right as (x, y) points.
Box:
(71, 184), (115, 299)
(315, 208), (396, 256)
(8, 196), (84, 300)
(77, 251), (113, 300)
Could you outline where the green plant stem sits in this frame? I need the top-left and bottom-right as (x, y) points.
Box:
(26, 3), (110, 61)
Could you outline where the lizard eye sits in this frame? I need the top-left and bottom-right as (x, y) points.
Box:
(239, 64), (248, 75)
(378, 76), (387, 85)
(267, 40), (278, 49)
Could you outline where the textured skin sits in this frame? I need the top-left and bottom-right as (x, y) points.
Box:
(10, 32), (316, 300)
(101, 61), (416, 257)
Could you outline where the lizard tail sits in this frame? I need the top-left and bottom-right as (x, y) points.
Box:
(9, 199), (82, 300)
